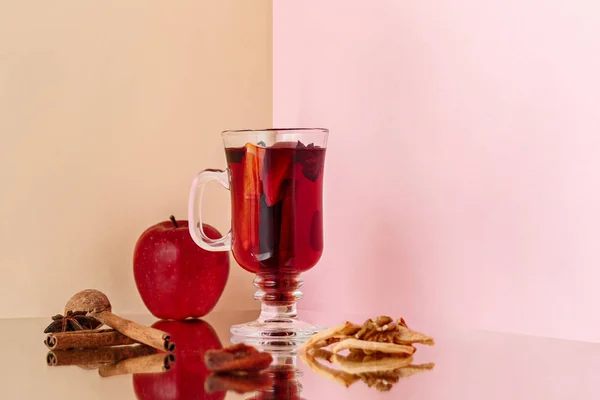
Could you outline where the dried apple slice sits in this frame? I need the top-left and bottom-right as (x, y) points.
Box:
(331, 339), (415, 355)
(393, 328), (435, 346)
(300, 322), (361, 351)
(394, 318), (435, 346)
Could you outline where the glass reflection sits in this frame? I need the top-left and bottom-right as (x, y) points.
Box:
(219, 339), (306, 400)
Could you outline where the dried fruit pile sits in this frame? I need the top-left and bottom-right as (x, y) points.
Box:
(300, 316), (435, 392)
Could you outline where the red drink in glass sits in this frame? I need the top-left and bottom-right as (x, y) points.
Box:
(189, 129), (328, 341)
(225, 142), (325, 274)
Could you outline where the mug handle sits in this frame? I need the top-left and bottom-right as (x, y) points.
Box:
(188, 169), (232, 251)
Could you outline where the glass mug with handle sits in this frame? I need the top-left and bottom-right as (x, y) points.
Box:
(188, 128), (328, 340)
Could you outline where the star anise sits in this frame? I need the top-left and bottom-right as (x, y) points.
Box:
(43, 311), (102, 333)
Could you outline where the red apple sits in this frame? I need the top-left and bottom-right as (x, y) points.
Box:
(133, 319), (225, 400)
(133, 216), (229, 320)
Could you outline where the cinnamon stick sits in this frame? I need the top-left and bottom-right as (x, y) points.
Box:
(95, 311), (175, 352)
(46, 344), (157, 367)
(64, 289), (175, 352)
(98, 353), (175, 378)
(44, 328), (137, 350)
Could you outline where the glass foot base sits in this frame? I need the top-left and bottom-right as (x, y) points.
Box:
(232, 273), (322, 348)
(230, 318), (323, 347)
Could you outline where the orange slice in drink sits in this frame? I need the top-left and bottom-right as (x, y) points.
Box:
(239, 143), (265, 252)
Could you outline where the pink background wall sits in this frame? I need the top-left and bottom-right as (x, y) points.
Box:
(274, 1), (600, 342)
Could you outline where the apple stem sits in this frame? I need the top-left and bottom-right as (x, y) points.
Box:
(169, 215), (179, 228)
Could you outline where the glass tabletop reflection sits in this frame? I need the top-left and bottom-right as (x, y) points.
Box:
(1, 310), (597, 399)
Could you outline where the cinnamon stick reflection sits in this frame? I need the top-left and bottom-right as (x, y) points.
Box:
(98, 353), (175, 378)
(46, 344), (156, 367)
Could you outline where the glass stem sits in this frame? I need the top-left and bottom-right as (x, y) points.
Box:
(254, 273), (303, 322)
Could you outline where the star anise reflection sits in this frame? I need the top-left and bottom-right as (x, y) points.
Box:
(44, 311), (102, 333)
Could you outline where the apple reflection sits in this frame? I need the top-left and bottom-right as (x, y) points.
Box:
(132, 319), (224, 400)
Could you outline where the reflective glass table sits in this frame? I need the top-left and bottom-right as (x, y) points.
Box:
(2, 310), (597, 399)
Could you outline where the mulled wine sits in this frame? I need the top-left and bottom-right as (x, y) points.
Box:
(225, 141), (325, 275)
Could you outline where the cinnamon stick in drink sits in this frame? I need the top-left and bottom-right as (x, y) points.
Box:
(45, 329), (137, 350)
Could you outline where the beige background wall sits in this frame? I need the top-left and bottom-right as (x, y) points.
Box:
(0, 1), (272, 318)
